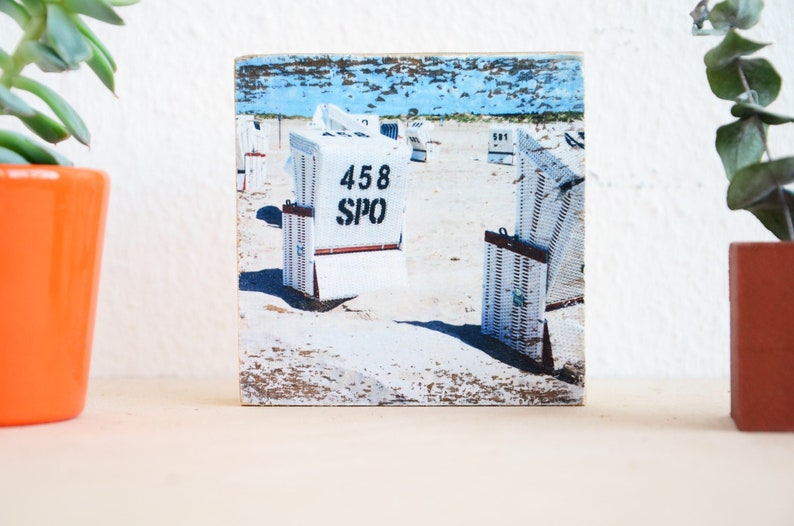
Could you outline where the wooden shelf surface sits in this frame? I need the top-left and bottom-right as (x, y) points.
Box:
(2, 378), (793, 525)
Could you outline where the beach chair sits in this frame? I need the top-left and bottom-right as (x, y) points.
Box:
(379, 121), (405, 142)
(308, 103), (376, 136)
(283, 123), (412, 301)
(481, 128), (585, 372)
(235, 116), (269, 192)
(514, 128), (584, 307)
(406, 120), (439, 162)
(514, 128), (585, 371)
(481, 229), (549, 365)
(487, 125), (518, 165)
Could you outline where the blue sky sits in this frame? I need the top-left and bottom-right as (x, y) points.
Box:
(235, 54), (583, 117)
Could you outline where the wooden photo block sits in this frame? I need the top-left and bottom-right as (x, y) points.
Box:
(236, 54), (585, 405)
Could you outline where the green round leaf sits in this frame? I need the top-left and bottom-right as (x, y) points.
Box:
(727, 157), (794, 210)
(709, 0), (763, 30)
(704, 30), (767, 69)
(745, 190), (794, 241)
(730, 102), (794, 124)
(706, 57), (780, 106)
(716, 118), (766, 180)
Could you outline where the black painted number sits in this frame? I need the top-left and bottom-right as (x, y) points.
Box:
(340, 164), (389, 190)
(340, 165), (355, 190)
(377, 164), (390, 189)
(336, 164), (392, 226)
(358, 165), (372, 189)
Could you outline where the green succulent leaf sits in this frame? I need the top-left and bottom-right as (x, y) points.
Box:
(716, 118), (767, 181)
(0, 84), (35, 116)
(12, 76), (90, 145)
(0, 145), (30, 164)
(0, 0), (135, 165)
(63, 0), (124, 25)
(709, 0), (763, 30)
(0, 48), (13, 70)
(45, 3), (92, 67)
(0, 0), (30, 27)
(17, 41), (71, 72)
(19, 0), (44, 16)
(84, 39), (115, 92)
(71, 13), (117, 71)
(0, 130), (72, 164)
(727, 157), (794, 212)
(730, 102), (794, 124)
(704, 30), (767, 69)
(706, 57), (780, 106)
(106, 0), (140, 6)
(18, 110), (71, 143)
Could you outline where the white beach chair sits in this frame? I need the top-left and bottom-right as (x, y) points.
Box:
(487, 125), (518, 165)
(283, 119), (412, 301)
(481, 128), (585, 373)
(308, 103), (373, 136)
(514, 128), (585, 371)
(514, 128), (585, 306)
(481, 229), (549, 364)
(235, 116), (270, 192)
(406, 120), (439, 162)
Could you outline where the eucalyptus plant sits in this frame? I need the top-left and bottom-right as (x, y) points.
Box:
(0, 0), (137, 165)
(691, 0), (794, 240)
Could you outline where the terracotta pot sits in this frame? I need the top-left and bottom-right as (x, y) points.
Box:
(0, 165), (109, 426)
(730, 241), (794, 431)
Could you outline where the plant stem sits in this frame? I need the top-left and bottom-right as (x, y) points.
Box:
(735, 61), (772, 160)
(736, 61), (794, 239)
(0, 14), (45, 89)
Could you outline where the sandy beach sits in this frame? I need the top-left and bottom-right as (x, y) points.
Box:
(237, 118), (584, 405)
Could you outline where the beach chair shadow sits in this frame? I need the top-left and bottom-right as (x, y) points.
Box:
(238, 268), (348, 312)
(256, 205), (282, 228)
(396, 320), (538, 373)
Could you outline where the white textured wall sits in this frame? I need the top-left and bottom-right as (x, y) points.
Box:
(3, 1), (793, 378)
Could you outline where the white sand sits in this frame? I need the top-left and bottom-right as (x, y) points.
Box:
(237, 119), (584, 405)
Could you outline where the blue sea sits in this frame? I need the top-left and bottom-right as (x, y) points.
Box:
(235, 54), (583, 118)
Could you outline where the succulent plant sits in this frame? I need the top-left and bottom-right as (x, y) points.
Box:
(0, 0), (137, 165)
(691, 0), (794, 240)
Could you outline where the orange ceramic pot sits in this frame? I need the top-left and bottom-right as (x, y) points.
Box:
(0, 165), (109, 426)
(730, 242), (794, 431)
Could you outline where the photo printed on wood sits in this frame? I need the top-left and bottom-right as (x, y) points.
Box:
(236, 54), (585, 405)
